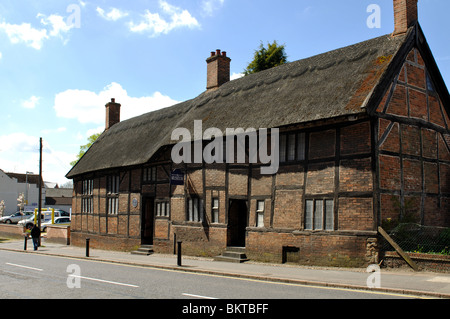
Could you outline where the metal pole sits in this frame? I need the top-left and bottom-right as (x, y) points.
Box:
(38, 138), (42, 247)
(86, 238), (90, 257)
(24, 235), (27, 251)
(177, 241), (182, 266)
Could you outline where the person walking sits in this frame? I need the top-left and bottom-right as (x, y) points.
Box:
(30, 224), (41, 251)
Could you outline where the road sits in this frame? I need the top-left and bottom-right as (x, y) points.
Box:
(0, 250), (418, 301)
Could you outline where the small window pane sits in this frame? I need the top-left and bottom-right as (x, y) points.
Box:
(426, 73), (434, 92)
(279, 135), (286, 163)
(305, 200), (313, 230)
(297, 133), (305, 160)
(287, 134), (296, 161)
(188, 199), (193, 221)
(314, 200), (323, 230)
(199, 199), (204, 222)
(212, 198), (219, 223)
(193, 198), (198, 221)
(256, 200), (265, 228)
(325, 200), (334, 230)
(257, 200), (265, 212)
(257, 213), (264, 228)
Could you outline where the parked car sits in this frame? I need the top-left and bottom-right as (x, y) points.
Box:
(0, 211), (34, 224)
(18, 209), (70, 230)
(41, 217), (71, 232)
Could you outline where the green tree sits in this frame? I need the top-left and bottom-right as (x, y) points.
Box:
(70, 133), (101, 167)
(244, 41), (288, 75)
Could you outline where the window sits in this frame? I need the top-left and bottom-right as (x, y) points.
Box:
(305, 199), (334, 231)
(187, 197), (204, 222)
(426, 73), (435, 92)
(143, 167), (157, 183)
(212, 198), (219, 223)
(107, 175), (119, 215)
(156, 201), (170, 217)
(256, 200), (265, 228)
(279, 132), (306, 163)
(279, 135), (286, 163)
(81, 179), (93, 213)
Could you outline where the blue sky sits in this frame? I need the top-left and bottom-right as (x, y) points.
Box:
(0, 0), (449, 185)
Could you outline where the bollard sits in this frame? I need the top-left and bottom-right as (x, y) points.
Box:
(24, 235), (28, 251)
(177, 241), (182, 266)
(86, 238), (90, 257)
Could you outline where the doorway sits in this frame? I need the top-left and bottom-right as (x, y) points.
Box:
(141, 197), (154, 245)
(227, 199), (248, 247)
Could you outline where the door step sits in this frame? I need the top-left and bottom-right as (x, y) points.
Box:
(214, 247), (249, 263)
(131, 245), (154, 256)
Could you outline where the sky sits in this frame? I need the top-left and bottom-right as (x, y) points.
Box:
(0, 0), (449, 186)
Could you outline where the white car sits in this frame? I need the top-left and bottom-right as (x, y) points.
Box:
(41, 217), (71, 232)
(18, 214), (51, 230)
(0, 211), (34, 224)
(18, 209), (70, 230)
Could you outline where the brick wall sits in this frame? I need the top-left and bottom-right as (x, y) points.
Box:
(246, 231), (370, 267)
(71, 119), (380, 266)
(376, 47), (450, 227)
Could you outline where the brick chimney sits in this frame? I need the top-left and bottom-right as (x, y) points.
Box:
(206, 49), (231, 91)
(105, 98), (121, 130)
(393, 0), (418, 36)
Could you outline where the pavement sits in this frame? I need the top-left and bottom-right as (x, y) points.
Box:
(1, 238), (449, 299)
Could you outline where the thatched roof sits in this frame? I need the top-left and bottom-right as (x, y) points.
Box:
(67, 31), (411, 179)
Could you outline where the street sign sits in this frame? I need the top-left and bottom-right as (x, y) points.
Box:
(170, 169), (184, 185)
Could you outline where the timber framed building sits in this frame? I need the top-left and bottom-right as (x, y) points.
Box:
(67, 0), (450, 267)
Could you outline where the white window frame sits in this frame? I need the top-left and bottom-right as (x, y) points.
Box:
(188, 197), (204, 222)
(107, 175), (119, 215)
(212, 198), (219, 223)
(305, 199), (334, 231)
(256, 200), (265, 228)
(156, 201), (170, 218)
(81, 179), (93, 214)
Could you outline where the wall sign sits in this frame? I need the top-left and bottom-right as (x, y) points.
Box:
(170, 169), (184, 186)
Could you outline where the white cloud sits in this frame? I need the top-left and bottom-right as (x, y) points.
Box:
(86, 126), (104, 138)
(201, 0), (225, 16)
(0, 132), (39, 154)
(0, 132), (75, 185)
(41, 127), (67, 135)
(38, 13), (75, 38)
(97, 7), (129, 21)
(0, 52), (2, 60)
(0, 21), (48, 50)
(53, 82), (179, 125)
(128, 0), (200, 37)
(0, 13), (75, 50)
(231, 72), (244, 80)
(22, 96), (41, 109)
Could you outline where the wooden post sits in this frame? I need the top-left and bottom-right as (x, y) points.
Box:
(378, 226), (419, 271)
